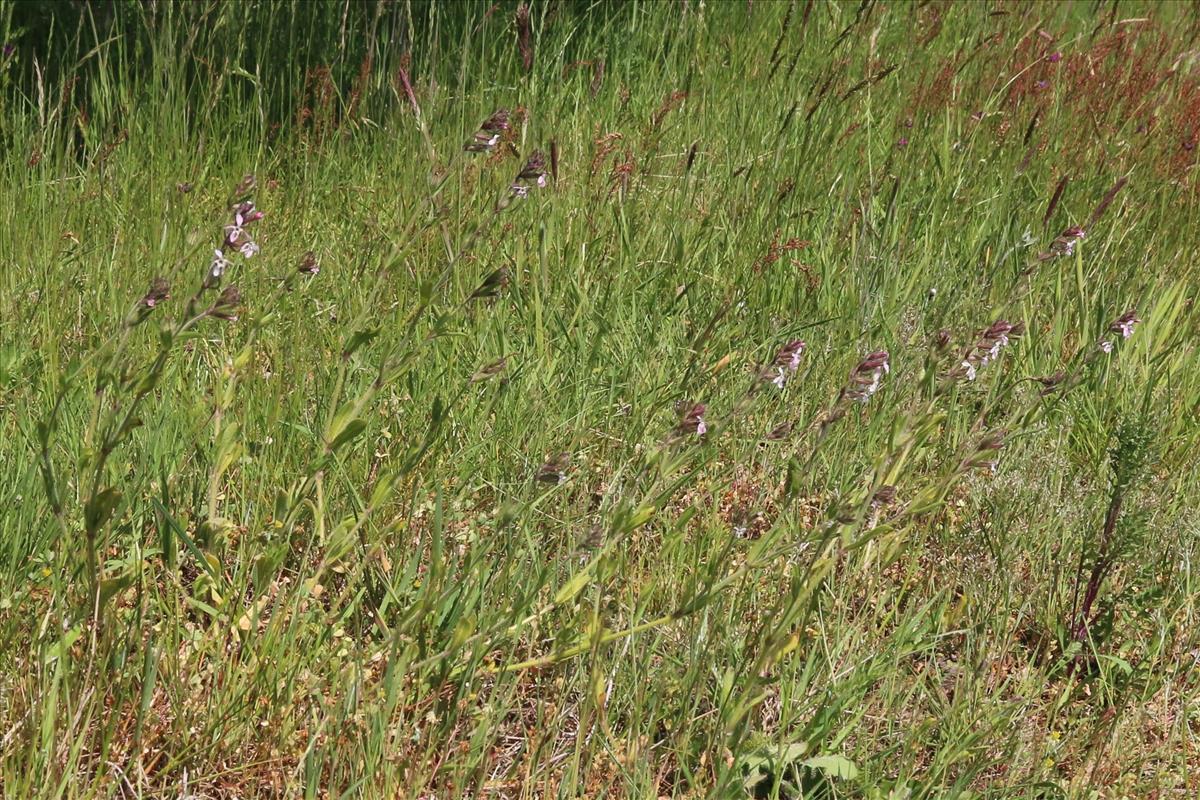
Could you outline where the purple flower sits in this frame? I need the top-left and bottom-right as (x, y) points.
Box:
(233, 201), (264, 227)
(2, 44), (14, 59)
(1035, 80), (1050, 90)
(222, 201), (263, 261)
(1047, 52), (1062, 63)
(897, 137), (909, 148)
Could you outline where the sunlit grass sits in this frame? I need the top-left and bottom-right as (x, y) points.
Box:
(1, 1), (1199, 797)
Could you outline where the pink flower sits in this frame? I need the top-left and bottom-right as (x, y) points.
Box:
(675, 402), (708, 438)
(1108, 310), (1140, 339)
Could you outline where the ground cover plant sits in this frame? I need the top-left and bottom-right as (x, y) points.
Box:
(1, 0), (1199, 797)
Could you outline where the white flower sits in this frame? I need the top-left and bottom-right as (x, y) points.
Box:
(856, 374), (881, 403)
(962, 360), (977, 381)
(695, 417), (707, 436)
(772, 368), (787, 389)
(239, 240), (260, 258)
(208, 249), (231, 281)
(1099, 339), (1114, 354)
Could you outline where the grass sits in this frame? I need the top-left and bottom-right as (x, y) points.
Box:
(2, 0), (1200, 797)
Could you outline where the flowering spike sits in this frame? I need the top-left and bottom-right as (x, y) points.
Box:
(844, 351), (890, 403)
(207, 285), (242, 322)
(675, 402), (707, 438)
(1038, 225), (1085, 260)
(140, 277), (170, 309)
(298, 251), (320, 275)
(535, 452), (572, 484)
(510, 150), (548, 196)
(1108, 310), (1140, 339)
(465, 109), (510, 153)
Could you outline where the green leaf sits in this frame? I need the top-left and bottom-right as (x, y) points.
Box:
(98, 571), (135, 610)
(802, 754), (859, 780)
(116, 415), (145, 440)
(553, 568), (594, 606)
(341, 327), (379, 359)
(85, 487), (122, 534)
(326, 403), (367, 451)
(623, 505), (655, 532)
(42, 625), (83, 665)
(325, 515), (359, 565)
(328, 418), (366, 451)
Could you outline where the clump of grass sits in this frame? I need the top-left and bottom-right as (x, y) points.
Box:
(2, 2), (1200, 798)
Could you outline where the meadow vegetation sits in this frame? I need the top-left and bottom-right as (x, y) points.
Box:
(1, 1), (1199, 797)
